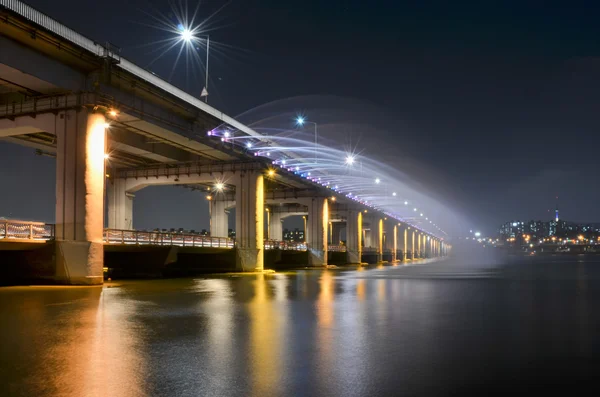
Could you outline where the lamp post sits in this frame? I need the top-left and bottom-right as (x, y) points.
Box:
(181, 29), (210, 103)
(295, 116), (318, 165)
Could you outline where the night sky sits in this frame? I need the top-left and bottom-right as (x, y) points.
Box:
(2, 0), (600, 235)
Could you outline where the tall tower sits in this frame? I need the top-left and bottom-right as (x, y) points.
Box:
(555, 196), (559, 222)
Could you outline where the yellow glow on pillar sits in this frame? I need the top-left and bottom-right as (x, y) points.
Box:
(357, 211), (363, 257)
(254, 173), (264, 271)
(86, 113), (106, 242)
(393, 225), (398, 262)
(378, 219), (384, 258)
(404, 228), (408, 260)
(322, 198), (329, 265)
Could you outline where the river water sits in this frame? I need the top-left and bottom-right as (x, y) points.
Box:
(2, 252), (600, 396)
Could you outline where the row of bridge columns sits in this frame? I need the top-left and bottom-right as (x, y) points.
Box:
(9, 108), (447, 284)
(107, 180), (450, 270)
(1, 105), (450, 287)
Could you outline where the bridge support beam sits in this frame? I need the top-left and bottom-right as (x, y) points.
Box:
(307, 197), (329, 266)
(107, 178), (133, 230)
(234, 171), (264, 271)
(55, 109), (106, 285)
(411, 230), (415, 260)
(346, 210), (362, 264)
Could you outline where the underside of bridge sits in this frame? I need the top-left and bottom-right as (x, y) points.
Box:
(0, 1), (447, 284)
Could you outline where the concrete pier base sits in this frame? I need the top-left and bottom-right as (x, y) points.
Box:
(55, 241), (104, 285)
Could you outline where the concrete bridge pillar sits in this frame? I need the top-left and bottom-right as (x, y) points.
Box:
(382, 220), (395, 261)
(392, 224), (398, 262)
(269, 210), (284, 241)
(417, 233), (422, 258)
(346, 210), (362, 264)
(107, 178), (133, 230)
(55, 109), (106, 285)
(402, 226), (408, 261)
(375, 218), (383, 263)
(210, 199), (233, 238)
(307, 197), (329, 266)
(234, 171), (264, 271)
(411, 230), (415, 260)
(331, 221), (344, 245)
(363, 224), (372, 248)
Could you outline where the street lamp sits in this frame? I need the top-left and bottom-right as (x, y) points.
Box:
(179, 28), (210, 103)
(295, 116), (318, 165)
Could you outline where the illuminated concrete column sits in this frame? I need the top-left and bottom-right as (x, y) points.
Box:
(268, 210), (284, 241)
(403, 227), (408, 261)
(234, 171), (264, 271)
(411, 230), (415, 260)
(55, 109), (106, 285)
(307, 197), (329, 266)
(417, 233), (422, 258)
(424, 234), (428, 257)
(303, 215), (307, 242)
(107, 178), (133, 230)
(210, 199), (232, 238)
(383, 221), (395, 261)
(346, 210), (362, 264)
(374, 218), (383, 263)
(392, 224), (398, 262)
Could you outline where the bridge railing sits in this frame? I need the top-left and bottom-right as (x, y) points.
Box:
(0, 220), (54, 241)
(264, 240), (307, 251)
(328, 245), (347, 252)
(103, 229), (234, 248)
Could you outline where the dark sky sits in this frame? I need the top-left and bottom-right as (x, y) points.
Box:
(2, 0), (600, 235)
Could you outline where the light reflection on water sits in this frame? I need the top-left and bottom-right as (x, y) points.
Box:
(2, 256), (600, 396)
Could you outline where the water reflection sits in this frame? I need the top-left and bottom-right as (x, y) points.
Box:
(3, 257), (600, 396)
(248, 274), (289, 396)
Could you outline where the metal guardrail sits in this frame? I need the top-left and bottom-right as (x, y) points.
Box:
(0, 220), (54, 241)
(328, 245), (347, 252)
(0, 221), (311, 251)
(103, 229), (234, 248)
(264, 240), (307, 251)
(103, 229), (308, 251)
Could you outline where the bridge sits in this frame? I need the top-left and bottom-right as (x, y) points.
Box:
(0, 0), (450, 284)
